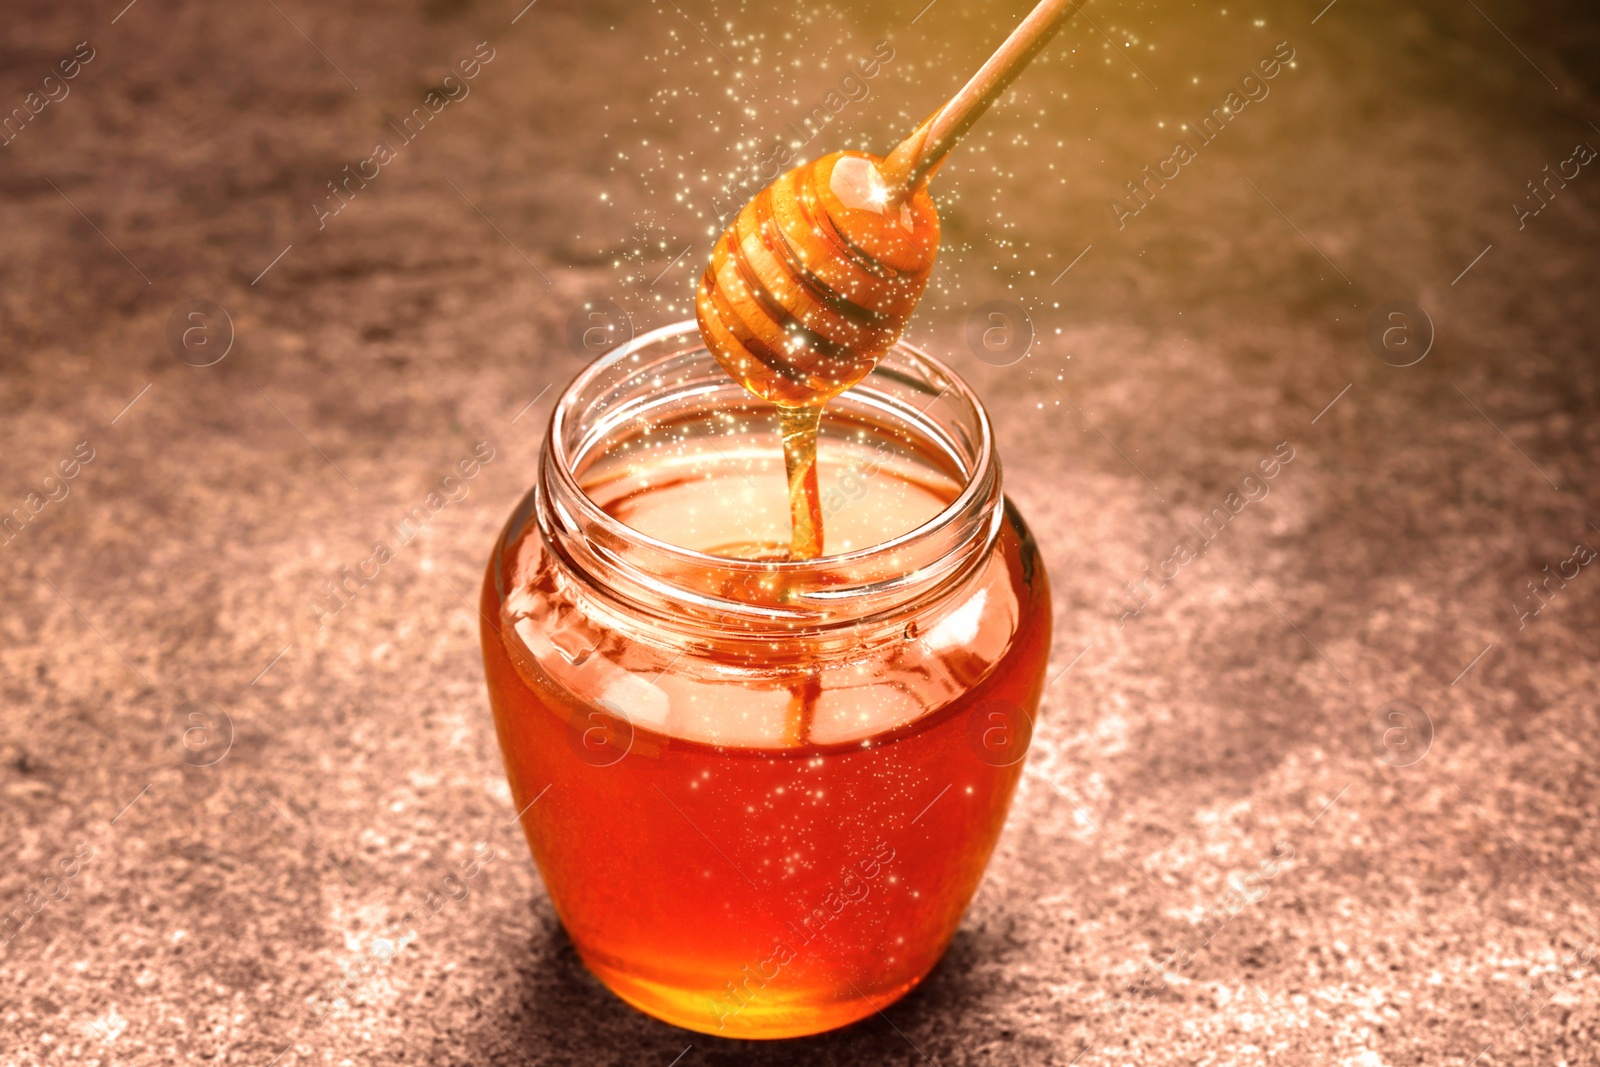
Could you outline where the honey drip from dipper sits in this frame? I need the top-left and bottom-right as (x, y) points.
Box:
(696, 153), (939, 559)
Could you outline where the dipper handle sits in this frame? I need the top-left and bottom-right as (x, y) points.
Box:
(880, 0), (1084, 202)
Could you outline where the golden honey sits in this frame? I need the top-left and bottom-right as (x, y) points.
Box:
(486, 0), (1079, 1037)
(480, 331), (1051, 1037)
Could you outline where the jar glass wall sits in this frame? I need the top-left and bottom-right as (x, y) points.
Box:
(479, 322), (1051, 1038)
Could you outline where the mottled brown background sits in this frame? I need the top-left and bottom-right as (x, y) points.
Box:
(2, 0), (1598, 1064)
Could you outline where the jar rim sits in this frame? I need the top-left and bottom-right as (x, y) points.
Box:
(536, 320), (1001, 630)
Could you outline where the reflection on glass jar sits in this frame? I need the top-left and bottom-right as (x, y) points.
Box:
(480, 322), (1051, 1039)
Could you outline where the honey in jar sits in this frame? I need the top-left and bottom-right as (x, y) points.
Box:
(480, 325), (1051, 1037)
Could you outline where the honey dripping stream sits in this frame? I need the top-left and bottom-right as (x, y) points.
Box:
(776, 402), (825, 746)
(777, 403), (826, 562)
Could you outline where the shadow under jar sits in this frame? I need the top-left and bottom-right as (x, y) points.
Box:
(480, 322), (1051, 1039)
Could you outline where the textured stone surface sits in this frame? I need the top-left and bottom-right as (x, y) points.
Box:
(2, 0), (1598, 1064)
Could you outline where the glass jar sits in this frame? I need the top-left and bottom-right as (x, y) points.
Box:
(479, 321), (1051, 1039)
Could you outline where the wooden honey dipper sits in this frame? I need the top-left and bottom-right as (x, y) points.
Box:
(695, 0), (1084, 560)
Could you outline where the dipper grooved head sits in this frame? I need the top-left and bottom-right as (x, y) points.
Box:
(695, 151), (940, 407)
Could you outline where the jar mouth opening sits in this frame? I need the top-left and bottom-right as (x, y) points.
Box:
(538, 320), (999, 627)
